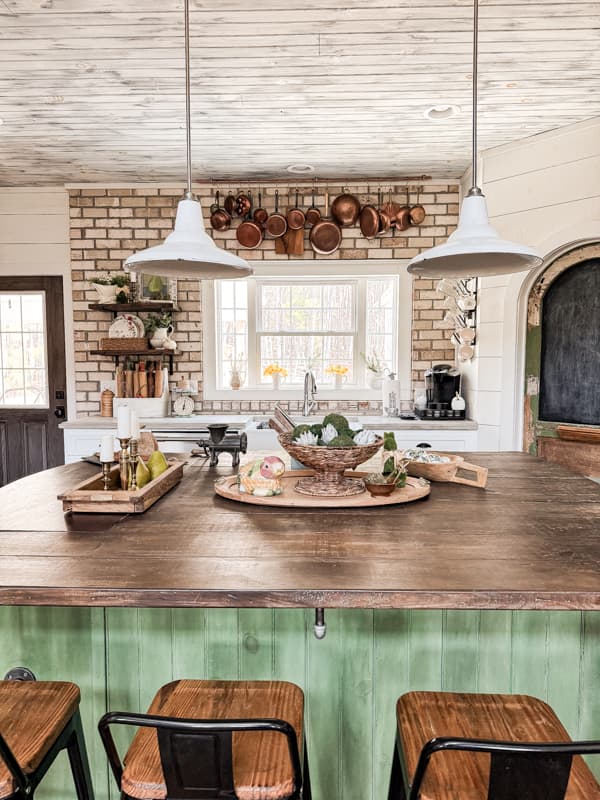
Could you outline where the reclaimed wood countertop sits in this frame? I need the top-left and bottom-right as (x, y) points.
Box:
(0, 453), (598, 609)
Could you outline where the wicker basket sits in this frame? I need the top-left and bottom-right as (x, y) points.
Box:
(100, 337), (148, 352)
(278, 432), (383, 497)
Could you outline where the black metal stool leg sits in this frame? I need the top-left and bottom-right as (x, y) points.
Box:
(388, 736), (406, 800)
(67, 710), (95, 800)
(302, 738), (312, 800)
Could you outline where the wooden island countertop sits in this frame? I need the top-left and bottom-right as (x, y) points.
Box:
(0, 452), (599, 610)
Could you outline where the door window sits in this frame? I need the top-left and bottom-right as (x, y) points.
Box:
(0, 292), (49, 407)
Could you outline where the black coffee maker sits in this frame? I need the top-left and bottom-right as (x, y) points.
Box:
(416, 364), (463, 420)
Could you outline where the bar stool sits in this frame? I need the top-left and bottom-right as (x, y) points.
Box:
(98, 679), (311, 800)
(388, 691), (600, 800)
(0, 679), (94, 800)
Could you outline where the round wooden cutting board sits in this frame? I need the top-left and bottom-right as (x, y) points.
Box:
(214, 470), (430, 508)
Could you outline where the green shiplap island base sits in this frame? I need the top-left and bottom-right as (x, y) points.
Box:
(1, 607), (598, 800)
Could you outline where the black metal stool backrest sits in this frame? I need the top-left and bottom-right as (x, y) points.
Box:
(98, 712), (303, 800)
(409, 737), (600, 800)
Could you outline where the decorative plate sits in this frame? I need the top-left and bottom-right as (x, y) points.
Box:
(108, 314), (145, 338)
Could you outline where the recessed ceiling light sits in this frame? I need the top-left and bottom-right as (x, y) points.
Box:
(424, 104), (461, 121)
(286, 164), (315, 174)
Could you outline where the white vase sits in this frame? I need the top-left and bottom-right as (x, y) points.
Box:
(150, 326), (173, 349)
(271, 373), (281, 391)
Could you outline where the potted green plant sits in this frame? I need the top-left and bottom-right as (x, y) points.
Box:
(89, 273), (130, 304)
(144, 312), (175, 350)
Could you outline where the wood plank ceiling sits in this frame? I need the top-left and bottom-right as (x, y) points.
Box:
(0, 0), (599, 186)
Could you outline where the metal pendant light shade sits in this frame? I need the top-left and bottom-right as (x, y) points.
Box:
(407, 0), (542, 279)
(125, 0), (252, 280)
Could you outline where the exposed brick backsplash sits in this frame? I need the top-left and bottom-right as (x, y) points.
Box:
(70, 183), (458, 415)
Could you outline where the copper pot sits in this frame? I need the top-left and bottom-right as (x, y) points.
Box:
(209, 191), (231, 232)
(265, 190), (287, 239)
(286, 190), (306, 230)
(253, 191), (268, 227)
(305, 189), (321, 227)
(410, 186), (426, 225)
(331, 190), (361, 227)
(359, 192), (379, 240)
(395, 187), (411, 231)
(310, 191), (342, 255)
(236, 191), (262, 249)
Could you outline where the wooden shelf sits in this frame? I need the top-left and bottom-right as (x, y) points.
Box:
(89, 349), (176, 373)
(88, 302), (176, 313)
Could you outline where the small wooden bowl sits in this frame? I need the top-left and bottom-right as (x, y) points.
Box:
(364, 481), (396, 498)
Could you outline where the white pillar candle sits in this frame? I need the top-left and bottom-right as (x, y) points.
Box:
(117, 404), (130, 439)
(130, 410), (140, 440)
(100, 434), (114, 463)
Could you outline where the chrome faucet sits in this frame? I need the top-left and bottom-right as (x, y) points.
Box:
(302, 370), (317, 416)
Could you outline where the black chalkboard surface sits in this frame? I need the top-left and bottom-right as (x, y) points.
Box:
(539, 259), (600, 425)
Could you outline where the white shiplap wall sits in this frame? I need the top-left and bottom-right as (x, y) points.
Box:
(0, 188), (75, 416)
(463, 116), (600, 450)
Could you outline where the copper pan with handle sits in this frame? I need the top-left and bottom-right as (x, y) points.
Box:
(359, 189), (380, 240)
(265, 190), (288, 239)
(236, 191), (263, 249)
(310, 191), (342, 255)
(209, 191), (231, 232)
(331, 188), (361, 227)
(395, 186), (412, 231)
(305, 188), (321, 227)
(286, 190), (306, 231)
(376, 189), (392, 237)
(410, 185), (426, 226)
(253, 191), (268, 227)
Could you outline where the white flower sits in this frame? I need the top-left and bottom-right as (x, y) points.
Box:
(321, 424), (338, 444)
(294, 431), (319, 446)
(354, 429), (377, 445)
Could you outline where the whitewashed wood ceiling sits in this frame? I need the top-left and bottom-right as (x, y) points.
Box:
(0, 0), (599, 186)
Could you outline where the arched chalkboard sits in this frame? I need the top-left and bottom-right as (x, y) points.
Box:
(539, 258), (600, 425)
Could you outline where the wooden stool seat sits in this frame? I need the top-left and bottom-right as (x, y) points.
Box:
(121, 680), (305, 800)
(396, 692), (600, 800)
(0, 680), (81, 798)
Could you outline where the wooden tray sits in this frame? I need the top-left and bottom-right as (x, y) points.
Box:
(100, 337), (148, 352)
(214, 470), (430, 508)
(405, 451), (488, 488)
(58, 460), (183, 513)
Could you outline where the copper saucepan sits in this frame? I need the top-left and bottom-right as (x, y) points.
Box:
(377, 189), (391, 237)
(395, 186), (411, 231)
(223, 191), (236, 217)
(253, 191), (268, 227)
(265, 190), (287, 239)
(410, 186), (426, 226)
(359, 190), (379, 240)
(287, 190), (306, 231)
(209, 191), (231, 232)
(310, 191), (342, 255)
(331, 188), (361, 227)
(236, 191), (263, 249)
(381, 187), (401, 228)
(235, 191), (252, 218)
(305, 188), (321, 227)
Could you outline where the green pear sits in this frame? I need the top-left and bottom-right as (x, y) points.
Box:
(135, 456), (151, 488)
(147, 450), (168, 480)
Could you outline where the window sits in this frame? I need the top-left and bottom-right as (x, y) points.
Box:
(214, 273), (398, 390)
(0, 292), (48, 407)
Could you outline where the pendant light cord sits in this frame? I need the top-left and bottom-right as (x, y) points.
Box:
(184, 0), (194, 199)
(469, 0), (482, 196)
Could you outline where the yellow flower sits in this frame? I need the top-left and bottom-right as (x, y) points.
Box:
(264, 363), (288, 377)
(326, 364), (349, 376)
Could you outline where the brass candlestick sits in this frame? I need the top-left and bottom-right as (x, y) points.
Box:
(118, 437), (131, 490)
(129, 439), (138, 490)
(101, 461), (113, 491)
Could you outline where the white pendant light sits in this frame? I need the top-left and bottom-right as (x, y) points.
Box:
(408, 0), (542, 279)
(125, 0), (252, 280)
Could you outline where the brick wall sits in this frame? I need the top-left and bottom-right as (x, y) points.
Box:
(69, 182), (458, 416)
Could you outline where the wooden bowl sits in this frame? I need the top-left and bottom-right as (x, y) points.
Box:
(364, 481), (396, 498)
(278, 433), (382, 497)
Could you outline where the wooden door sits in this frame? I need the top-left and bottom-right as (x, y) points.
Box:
(0, 276), (67, 485)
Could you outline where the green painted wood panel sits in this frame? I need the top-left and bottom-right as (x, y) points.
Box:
(0, 608), (598, 800)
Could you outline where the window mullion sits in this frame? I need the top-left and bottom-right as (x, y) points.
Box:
(356, 278), (367, 386)
(247, 280), (258, 388)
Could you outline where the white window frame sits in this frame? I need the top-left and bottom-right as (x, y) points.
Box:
(202, 259), (412, 403)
